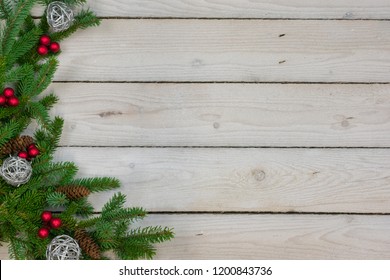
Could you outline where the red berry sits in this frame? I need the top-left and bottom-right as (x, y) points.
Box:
(37, 45), (48, 56)
(18, 151), (28, 159)
(41, 211), (52, 222)
(49, 42), (60, 53)
(39, 35), (51, 46)
(28, 147), (40, 158)
(3, 87), (15, 98)
(7, 96), (19, 107)
(0, 95), (6, 106)
(50, 217), (62, 229)
(38, 228), (50, 239)
(28, 144), (36, 150)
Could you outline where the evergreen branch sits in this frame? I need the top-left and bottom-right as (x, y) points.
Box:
(37, 0), (88, 6)
(102, 207), (147, 224)
(0, 55), (6, 85)
(46, 192), (69, 207)
(127, 226), (174, 244)
(71, 177), (121, 193)
(0, 119), (23, 147)
(101, 192), (126, 214)
(32, 57), (58, 96)
(74, 198), (94, 217)
(76, 216), (100, 229)
(98, 238), (119, 251)
(114, 219), (130, 237)
(116, 241), (156, 260)
(60, 200), (94, 222)
(57, 215), (77, 231)
(0, 106), (21, 120)
(0, 0), (13, 20)
(94, 220), (116, 240)
(0, 0), (173, 260)
(0, 182), (13, 198)
(17, 63), (35, 97)
(47, 116), (64, 142)
(0, 118), (29, 147)
(23, 15), (36, 32)
(14, 189), (46, 215)
(33, 116), (64, 154)
(2, 0), (35, 55)
(6, 27), (41, 67)
(33, 162), (79, 187)
(37, 10), (50, 35)
(60, 201), (80, 217)
(26, 101), (51, 126)
(77, 206), (147, 229)
(5, 63), (34, 83)
(51, 9), (100, 41)
(9, 238), (26, 260)
(39, 93), (59, 111)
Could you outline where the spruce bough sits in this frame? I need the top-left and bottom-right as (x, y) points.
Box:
(0, 0), (173, 260)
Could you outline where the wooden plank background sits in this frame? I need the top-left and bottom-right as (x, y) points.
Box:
(2, 0), (390, 259)
(56, 20), (390, 83)
(43, 83), (390, 147)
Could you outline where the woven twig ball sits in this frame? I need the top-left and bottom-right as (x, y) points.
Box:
(47, 1), (74, 32)
(0, 156), (32, 186)
(46, 235), (81, 260)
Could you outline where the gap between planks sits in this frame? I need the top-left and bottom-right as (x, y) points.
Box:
(71, 17), (390, 21)
(53, 81), (390, 84)
(56, 146), (390, 149)
(31, 0), (390, 20)
(87, 211), (390, 216)
(146, 211), (390, 216)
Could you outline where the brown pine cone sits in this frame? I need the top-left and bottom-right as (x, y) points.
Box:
(0, 136), (34, 156)
(56, 185), (91, 200)
(74, 229), (101, 260)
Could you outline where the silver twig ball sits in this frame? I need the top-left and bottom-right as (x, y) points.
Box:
(46, 235), (81, 260)
(0, 156), (32, 186)
(47, 1), (74, 32)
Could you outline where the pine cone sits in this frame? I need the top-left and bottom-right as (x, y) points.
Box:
(74, 229), (101, 260)
(56, 185), (91, 200)
(0, 136), (34, 156)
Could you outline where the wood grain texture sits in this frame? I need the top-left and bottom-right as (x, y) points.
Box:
(148, 214), (390, 259)
(37, 83), (390, 147)
(32, 0), (390, 19)
(55, 20), (390, 83)
(2, 214), (390, 259)
(0, 246), (7, 260)
(87, 0), (390, 19)
(50, 147), (390, 213)
(18, 1), (390, 261)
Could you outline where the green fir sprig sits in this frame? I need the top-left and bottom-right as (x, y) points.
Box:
(0, 0), (173, 260)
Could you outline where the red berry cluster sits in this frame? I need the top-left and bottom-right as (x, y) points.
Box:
(38, 211), (62, 239)
(0, 88), (19, 107)
(18, 143), (40, 161)
(37, 35), (61, 56)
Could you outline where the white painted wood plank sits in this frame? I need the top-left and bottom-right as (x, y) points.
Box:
(56, 20), (390, 83)
(0, 245), (7, 260)
(2, 214), (390, 259)
(147, 214), (390, 259)
(51, 147), (390, 213)
(32, 0), (390, 19)
(39, 83), (390, 147)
